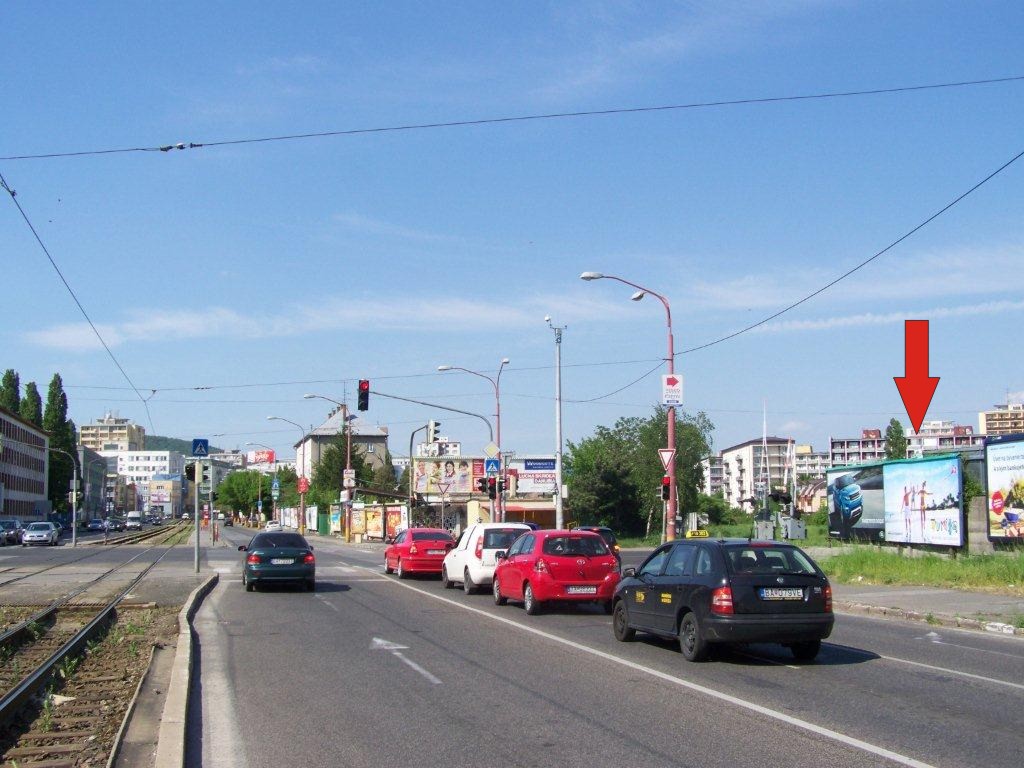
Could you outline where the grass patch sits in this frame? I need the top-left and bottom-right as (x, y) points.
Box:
(817, 549), (1024, 596)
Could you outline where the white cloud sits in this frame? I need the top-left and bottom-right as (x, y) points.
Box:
(754, 300), (1024, 333)
(26, 293), (630, 352)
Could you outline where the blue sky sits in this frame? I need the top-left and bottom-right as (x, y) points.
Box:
(4, 1), (1023, 461)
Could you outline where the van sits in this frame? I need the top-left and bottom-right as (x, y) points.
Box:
(126, 511), (143, 531)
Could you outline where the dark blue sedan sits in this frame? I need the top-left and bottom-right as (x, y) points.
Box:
(239, 532), (316, 592)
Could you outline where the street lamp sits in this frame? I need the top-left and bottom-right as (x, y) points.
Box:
(267, 416), (308, 534)
(303, 393), (355, 540)
(582, 271), (679, 541)
(545, 316), (566, 529)
(437, 358), (509, 522)
(49, 447), (80, 547)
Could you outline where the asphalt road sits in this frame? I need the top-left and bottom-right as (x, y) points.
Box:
(189, 528), (1023, 768)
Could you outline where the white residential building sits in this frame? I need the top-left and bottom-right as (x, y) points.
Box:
(907, 420), (984, 458)
(717, 437), (794, 512)
(830, 429), (886, 467)
(103, 451), (186, 511)
(0, 406), (49, 520)
(979, 403), (1024, 436)
(793, 444), (830, 479)
(79, 412), (145, 452)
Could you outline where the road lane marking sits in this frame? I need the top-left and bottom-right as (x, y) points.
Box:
(729, 649), (801, 669)
(833, 643), (1024, 692)
(361, 565), (935, 768)
(392, 651), (443, 684)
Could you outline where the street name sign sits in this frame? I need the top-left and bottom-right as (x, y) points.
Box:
(661, 375), (683, 406)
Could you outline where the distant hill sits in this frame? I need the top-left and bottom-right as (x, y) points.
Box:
(145, 436), (224, 455)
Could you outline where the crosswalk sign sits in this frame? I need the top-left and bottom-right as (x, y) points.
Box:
(192, 439), (209, 457)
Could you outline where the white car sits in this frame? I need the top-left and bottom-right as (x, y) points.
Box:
(22, 522), (60, 547)
(441, 523), (530, 594)
(264, 520), (283, 532)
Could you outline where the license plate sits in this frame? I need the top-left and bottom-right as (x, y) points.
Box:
(427, 549), (446, 555)
(566, 585), (597, 595)
(759, 587), (803, 600)
(270, 558), (294, 565)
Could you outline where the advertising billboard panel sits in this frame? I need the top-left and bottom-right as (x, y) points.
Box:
(882, 456), (963, 546)
(827, 464), (884, 540)
(246, 449), (275, 465)
(508, 458), (557, 495)
(413, 458), (484, 494)
(985, 434), (1024, 540)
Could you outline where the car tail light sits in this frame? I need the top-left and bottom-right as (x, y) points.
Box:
(303, 553), (315, 565)
(246, 554), (260, 565)
(533, 558), (548, 574)
(474, 538), (483, 560)
(823, 585), (832, 613)
(710, 586), (734, 615)
(409, 545), (418, 554)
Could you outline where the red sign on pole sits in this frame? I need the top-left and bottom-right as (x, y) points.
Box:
(298, 477), (310, 494)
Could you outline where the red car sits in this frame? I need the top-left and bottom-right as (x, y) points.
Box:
(492, 529), (620, 615)
(384, 528), (455, 578)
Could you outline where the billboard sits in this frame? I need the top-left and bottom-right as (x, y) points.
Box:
(882, 456), (963, 546)
(247, 449), (276, 465)
(508, 458), (557, 494)
(413, 458), (484, 494)
(827, 464), (884, 540)
(985, 434), (1024, 540)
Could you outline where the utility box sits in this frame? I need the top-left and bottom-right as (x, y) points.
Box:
(781, 517), (806, 540)
(754, 521), (775, 540)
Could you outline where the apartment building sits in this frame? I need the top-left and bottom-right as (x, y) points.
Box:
(79, 413), (145, 452)
(296, 409), (390, 479)
(701, 455), (725, 497)
(979, 403), (1024, 436)
(907, 420), (985, 458)
(103, 451), (185, 511)
(148, 474), (184, 518)
(793, 444), (830, 479)
(717, 437), (795, 512)
(830, 429), (886, 467)
(0, 406), (49, 519)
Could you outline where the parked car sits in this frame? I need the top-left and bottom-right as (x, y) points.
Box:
(574, 526), (621, 568)
(0, 519), (24, 544)
(238, 532), (315, 592)
(105, 517), (125, 531)
(22, 522), (60, 547)
(441, 523), (530, 593)
(612, 539), (833, 662)
(384, 528), (455, 578)
(492, 529), (620, 615)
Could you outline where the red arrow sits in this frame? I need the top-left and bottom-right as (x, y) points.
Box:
(893, 320), (940, 433)
(665, 376), (679, 387)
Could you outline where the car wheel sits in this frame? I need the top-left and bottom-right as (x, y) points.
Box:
(396, 559), (406, 579)
(463, 569), (476, 595)
(244, 574), (254, 592)
(612, 600), (635, 642)
(679, 612), (708, 662)
(524, 583), (542, 615)
(306, 579), (316, 593)
(384, 557), (394, 575)
(493, 577), (507, 606)
(441, 566), (454, 589)
(790, 639), (821, 662)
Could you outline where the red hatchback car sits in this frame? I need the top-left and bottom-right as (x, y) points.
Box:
(384, 528), (455, 578)
(492, 529), (620, 614)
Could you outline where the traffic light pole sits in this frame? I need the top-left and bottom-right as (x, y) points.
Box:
(408, 424), (428, 527)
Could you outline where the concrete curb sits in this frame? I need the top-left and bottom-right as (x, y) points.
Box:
(106, 642), (157, 768)
(835, 600), (1024, 637)
(153, 573), (219, 768)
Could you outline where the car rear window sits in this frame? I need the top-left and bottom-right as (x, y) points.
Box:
(252, 533), (309, 548)
(483, 528), (527, 549)
(412, 531), (454, 542)
(542, 535), (609, 556)
(723, 545), (817, 575)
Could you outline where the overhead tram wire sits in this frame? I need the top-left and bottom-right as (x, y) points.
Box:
(3, 75), (1022, 161)
(0, 171), (157, 434)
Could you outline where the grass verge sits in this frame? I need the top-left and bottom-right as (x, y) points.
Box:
(619, 523), (832, 549)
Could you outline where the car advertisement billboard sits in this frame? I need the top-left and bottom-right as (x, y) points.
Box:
(246, 449), (275, 465)
(882, 456), (963, 546)
(827, 464), (884, 540)
(985, 434), (1024, 540)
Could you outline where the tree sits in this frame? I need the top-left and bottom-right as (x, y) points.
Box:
(214, 471), (271, 515)
(43, 374), (76, 513)
(309, 435), (372, 509)
(19, 381), (43, 428)
(885, 418), (907, 460)
(1, 369), (20, 413)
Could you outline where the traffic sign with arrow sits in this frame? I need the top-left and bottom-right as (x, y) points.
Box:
(661, 374), (683, 406)
(893, 320), (940, 433)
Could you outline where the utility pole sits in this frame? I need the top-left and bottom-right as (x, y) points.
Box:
(547, 317), (566, 529)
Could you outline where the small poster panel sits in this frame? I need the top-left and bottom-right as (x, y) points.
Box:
(986, 434), (1024, 539)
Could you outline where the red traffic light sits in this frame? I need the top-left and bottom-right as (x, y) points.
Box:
(358, 379), (370, 411)
(661, 475), (671, 501)
(358, 379), (369, 392)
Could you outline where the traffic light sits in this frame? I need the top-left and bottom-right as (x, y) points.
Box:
(487, 477), (497, 499)
(476, 477), (488, 494)
(185, 463), (196, 481)
(496, 478), (505, 496)
(661, 476), (671, 501)
(357, 379), (370, 411)
(428, 420), (441, 443)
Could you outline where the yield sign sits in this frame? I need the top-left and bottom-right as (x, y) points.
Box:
(658, 449), (676, 471)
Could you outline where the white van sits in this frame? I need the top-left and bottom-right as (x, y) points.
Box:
(125, 511), (143, 531)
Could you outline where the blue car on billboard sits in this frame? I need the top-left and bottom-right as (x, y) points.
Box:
(828, 473), (863, 537)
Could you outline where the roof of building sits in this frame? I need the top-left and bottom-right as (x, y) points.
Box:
(719, 436), (794, 454)
(307, 409), (389, 439)
(0, 405), (49, 438)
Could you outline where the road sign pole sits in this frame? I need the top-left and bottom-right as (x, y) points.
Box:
(194, 463), (200, 573)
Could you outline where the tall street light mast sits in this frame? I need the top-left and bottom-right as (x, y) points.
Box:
(267, 416), (308, 534)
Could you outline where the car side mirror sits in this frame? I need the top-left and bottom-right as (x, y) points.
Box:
(495, 551), (506, 561)
(309, 545), (313, 551)
(623, 567), (636, 578)
(237, 545), (247, 552)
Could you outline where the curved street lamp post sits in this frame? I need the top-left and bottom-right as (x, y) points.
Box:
(581, 271), (678, 541)
(303, 394), (354, 540)
(267, 416), (309, 535)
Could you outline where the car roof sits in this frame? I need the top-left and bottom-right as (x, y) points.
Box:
(473, 522), (530, 530)
(536, 529), (601, 538)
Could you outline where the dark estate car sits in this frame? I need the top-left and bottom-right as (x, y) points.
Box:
(612, 538), (833, 662)
(239, 532), (316, 592)
(575, 526), (621, 567)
